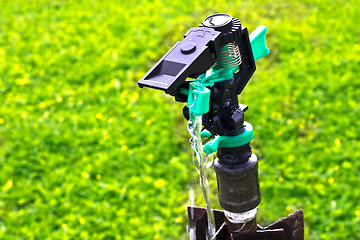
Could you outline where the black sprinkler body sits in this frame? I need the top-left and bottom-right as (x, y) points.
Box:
(215, 145), (261, 213)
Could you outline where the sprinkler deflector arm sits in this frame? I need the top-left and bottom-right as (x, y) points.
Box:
(138, 16), (269, 101)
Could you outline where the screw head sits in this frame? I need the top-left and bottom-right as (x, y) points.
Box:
(202, 13), (232, 28)
(180, 42), (196, 54)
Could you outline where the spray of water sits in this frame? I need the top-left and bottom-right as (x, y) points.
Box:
(187, 112), (216, 240)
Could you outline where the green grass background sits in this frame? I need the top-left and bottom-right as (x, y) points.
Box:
(0, 0), (359, 239)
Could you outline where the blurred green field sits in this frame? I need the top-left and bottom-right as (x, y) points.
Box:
(0, 0), (359, 239)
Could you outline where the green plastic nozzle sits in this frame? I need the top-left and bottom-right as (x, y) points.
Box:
(186, 82), (210, 116)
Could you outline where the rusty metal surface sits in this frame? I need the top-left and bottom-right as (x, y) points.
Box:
(261, 209), (304, 240)
(188, 206), (229, 240)
(187, 206), (304, 240)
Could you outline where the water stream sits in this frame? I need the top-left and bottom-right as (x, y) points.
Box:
(187, 112), (217, 240)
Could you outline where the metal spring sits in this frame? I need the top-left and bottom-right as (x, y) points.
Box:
(214, 43), (242, 69)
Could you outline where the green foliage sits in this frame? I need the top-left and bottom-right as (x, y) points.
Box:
(0, 0), (359, 239)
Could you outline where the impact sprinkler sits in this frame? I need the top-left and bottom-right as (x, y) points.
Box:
(138, 14), (304, 239)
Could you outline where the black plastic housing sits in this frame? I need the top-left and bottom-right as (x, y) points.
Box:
(214, 145), (261, 213)
(138, 27), (221, 97)
(138, 16), (256, 99)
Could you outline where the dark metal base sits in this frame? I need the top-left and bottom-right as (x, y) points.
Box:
(188, 206), (304, 240)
